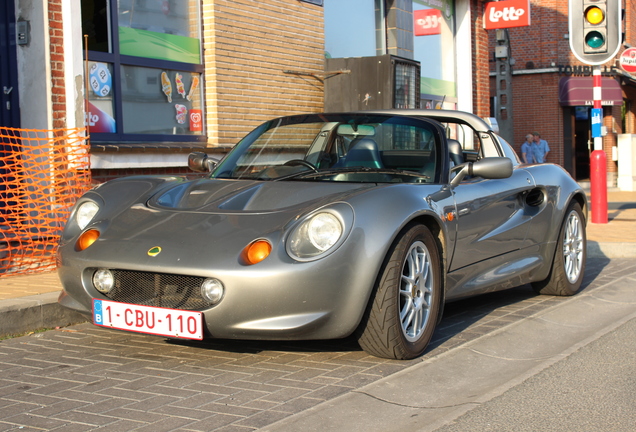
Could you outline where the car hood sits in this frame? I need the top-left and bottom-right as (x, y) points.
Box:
(68, 178), (383, 271)
(147, 178), (377, 213)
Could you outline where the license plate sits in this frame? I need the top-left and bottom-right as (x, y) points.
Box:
(92, 299), (203, 340)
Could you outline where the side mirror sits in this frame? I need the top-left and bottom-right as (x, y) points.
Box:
(188, 152), (218, 172)
(450, 157), (513, 187)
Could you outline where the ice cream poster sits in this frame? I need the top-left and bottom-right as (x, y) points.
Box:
(161, 71), (199, 103)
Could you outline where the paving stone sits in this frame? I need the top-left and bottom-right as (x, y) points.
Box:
(0, 259), (631, 430)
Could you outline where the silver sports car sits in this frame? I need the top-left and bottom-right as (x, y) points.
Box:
(57, 110), (587, 360)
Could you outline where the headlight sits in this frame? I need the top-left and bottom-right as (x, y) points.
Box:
(287, 211), (344, 260)
(76, 201), (99, 230)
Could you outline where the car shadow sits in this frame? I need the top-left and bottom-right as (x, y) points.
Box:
(169, 258), (611, 360)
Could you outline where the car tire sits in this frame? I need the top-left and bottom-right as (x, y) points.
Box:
(356, 224), (442, 360)
(532, 201), (586, 296)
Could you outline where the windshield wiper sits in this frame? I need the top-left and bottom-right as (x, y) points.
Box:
(273, 167), (430, 181)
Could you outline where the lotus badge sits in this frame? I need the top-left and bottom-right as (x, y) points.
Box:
(148, 246), (162, 257)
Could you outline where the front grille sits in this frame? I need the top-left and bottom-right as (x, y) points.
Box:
(103, 270), (209, 311)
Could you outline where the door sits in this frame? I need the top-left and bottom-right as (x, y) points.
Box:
(0, 0), (19, 128)
(1, 1), (21, 222)
(574, 108), (591, 180)
(449, 168), (536, 271)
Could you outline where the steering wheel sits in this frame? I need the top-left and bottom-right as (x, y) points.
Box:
(283, 159), (318, 172)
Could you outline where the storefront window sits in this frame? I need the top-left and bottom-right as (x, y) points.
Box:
(324, 0), (381, 58)
(118, 0), (201, 63)
(87, 61), (116, 133)
(81, 0), (204, 144)
(413, 0), (456, 109)
(82, 0), (111, 53)
(121, 66), (202, 135)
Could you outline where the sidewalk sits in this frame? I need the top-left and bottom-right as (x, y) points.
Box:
(0, 188), (634, 337)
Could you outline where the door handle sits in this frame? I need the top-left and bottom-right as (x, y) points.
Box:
(3, 86), (13, 95)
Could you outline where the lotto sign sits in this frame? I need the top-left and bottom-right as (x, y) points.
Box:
(484, 0), (531, 30)
(89, 62), (112, 97)
(414, 9), (443, 36)
(620, 48), (636, 74)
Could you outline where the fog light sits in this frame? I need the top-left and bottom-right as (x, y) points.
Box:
(93, 269), (114, 294)
(201, 278), (224, 304)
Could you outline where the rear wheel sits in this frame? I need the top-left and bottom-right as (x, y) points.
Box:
(532, 201), (586, 296)
(357, 224), (442, 360)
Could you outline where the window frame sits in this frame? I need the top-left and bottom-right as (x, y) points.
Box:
(83, 1), (206, 146)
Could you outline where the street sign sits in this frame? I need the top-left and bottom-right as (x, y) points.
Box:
(591, 108), (602, 137)
(619, 47), (636, 74)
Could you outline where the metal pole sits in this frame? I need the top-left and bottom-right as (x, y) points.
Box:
(590, 66), (608, 223)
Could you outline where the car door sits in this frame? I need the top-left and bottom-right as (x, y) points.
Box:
(448, 166), (536, 271)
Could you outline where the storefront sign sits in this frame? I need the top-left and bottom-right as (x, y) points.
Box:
(484, 0), (530, 29)
(414, 9), (443, 36)
(558, 77), (623, 107)
(190, 109), (202, 132)
(86, 101), (116, 133)
(619, 48), (636, 74)
(558, 64), (614, 76)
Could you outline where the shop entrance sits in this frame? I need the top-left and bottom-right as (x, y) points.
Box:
(573, 107), (591, 180)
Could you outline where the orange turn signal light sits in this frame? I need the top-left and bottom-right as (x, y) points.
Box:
(243, 240), (272, 265)
(76, 229), (100, 251)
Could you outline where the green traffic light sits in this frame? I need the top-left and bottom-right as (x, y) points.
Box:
(585, 30), (605, 48)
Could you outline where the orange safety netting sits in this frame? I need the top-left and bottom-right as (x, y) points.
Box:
(1, 127), (91, 277)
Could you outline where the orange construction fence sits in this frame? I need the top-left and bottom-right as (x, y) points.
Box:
(1, 127), (91, 277)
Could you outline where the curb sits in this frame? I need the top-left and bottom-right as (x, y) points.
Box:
(0, 292), (86, 338)
(586, 241), (636, 259)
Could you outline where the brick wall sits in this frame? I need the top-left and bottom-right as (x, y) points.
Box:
(472, 0), (490, 118)
(49, 0), (66, 130)
(485, 0), (636, 176)
(511, 73), (563, 164)
(202, 0), (325, 148)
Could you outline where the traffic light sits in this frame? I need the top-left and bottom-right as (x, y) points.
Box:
(569, 0), (623, 65)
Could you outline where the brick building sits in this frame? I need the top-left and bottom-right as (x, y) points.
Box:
(486, 0), (636, 183)
(2, 0), (634, 185)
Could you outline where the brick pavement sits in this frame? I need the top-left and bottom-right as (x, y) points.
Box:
(0, 257), (627, 431)
(0, 260), (605, 431)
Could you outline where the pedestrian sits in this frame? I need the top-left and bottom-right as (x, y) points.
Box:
(531, 132), (550, 163)
(521, 134), (535, 163)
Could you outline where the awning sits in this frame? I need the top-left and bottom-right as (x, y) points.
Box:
(558, 76), (624, 106)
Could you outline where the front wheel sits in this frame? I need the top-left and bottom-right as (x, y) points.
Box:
(532, 201), (586, 296)
(356, 224), (442, 360)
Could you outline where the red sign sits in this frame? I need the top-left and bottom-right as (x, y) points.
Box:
(484, 0), (531, 30)
(189, 109), (202, 132)
(414, 9), (443, 36)
(86, 101), (116, 133)
(620, 48), (636, 74)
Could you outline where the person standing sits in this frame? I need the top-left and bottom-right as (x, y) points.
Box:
(531, 132), (550, 163)
(521, 134), (535, 163)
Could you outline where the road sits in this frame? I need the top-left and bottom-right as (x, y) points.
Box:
(0, 257), (634, 431)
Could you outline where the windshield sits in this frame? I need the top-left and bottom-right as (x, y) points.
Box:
(212, 114), (444, 184)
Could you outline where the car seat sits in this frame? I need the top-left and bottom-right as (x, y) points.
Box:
(339, 138), (383, 168)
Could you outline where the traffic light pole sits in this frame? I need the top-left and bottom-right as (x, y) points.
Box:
(590, 66), (608, 224)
